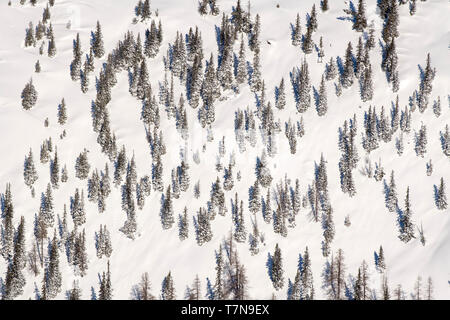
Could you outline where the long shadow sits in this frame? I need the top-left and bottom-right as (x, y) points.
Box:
(246, 61), (253, 87)
(289, 23), (296, 42)
(233, 52), (238, 77)
(289, 68), (300, 104)
(313, 86), (320, 113)
(336, 56), (344, 76)
(91, 286), (97, 300)
(433, 184), (440, 208)
(266, 252), (273, 281)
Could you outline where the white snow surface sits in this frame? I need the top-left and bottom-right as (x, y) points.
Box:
(0, 0), (449, 299)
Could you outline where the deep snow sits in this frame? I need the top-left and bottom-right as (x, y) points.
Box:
(0, 0), (449, 299)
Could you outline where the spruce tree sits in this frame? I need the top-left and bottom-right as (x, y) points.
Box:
(70, 33), (82, 81)
(73, 229), (89, 276)
(71, 188), (86, 226)
(292, 13), (301, 46)
(386, 170), (398, 212)
(50, 148), (60, 188)
(433, 96), (441, 118)
(414, 124), (427, 157)
(300, 247), (314, 299)
(196, 207), (213, 245)
(435, 177), (447, 210)
(353, 0), (367, 32)
(21, 78), (38, 110)
(210, 0), (220, 16)
(275, 78), (286, 109)
(248, 180), (261, 214)
(98, 261), (113, 300)
(3, 216), (27, 300)
(399, 186), (415, 242)
(382, 0), (399, 43)
(325, 57), (337, 81)
(57, 98), (68, 125)
(199, 0), (208, 15)
(302, 23), (313, 54)
(48, 34), (57, 57)
(67, 280), (82, 300)
(35, 60), (41, 73)
(81, 66), (89, 93)
(440, 124), (450, 157)
(233, 198), (247, 243)
(161, 272), (176, 300)
(92, 21), (105, 58)
(45, 234), (62, 299)
(342, 42), (355, 88)
(321, 207), (335, 257)
(75, 150), (90, 180)
(24, 22), (36, 47)
(270, 244), (284, 290)
(133, 272), (155, 300)
(178, 207), (189, 241)
(161, 186), (175, 229)
(24, 149), (38, 188)
(236, 35), (247, 84)
(309, 4), (318, 32)
(317, 75), (327, 116)
(251, 42), (262, 92)
(376, 246), (386, 271)
(1, 184), (15, 261)
(361, 64), (373, 102)
(298, 58), (311, 112)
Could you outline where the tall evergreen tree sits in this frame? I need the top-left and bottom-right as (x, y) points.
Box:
(3, 216), (27, 300)
(161, 186), (175, 229)
(251, 42), (262, 92)
(300, 246), (314, 300)
(309, 4), (318, 32)
(435, 177), (447, 210)
(57, 98), (68, 125)
(75, 150), (90, 180)
(270, 244), (284, 290)
(317, 75), (327, 116)
(398, 186), (415, 242)
(45, 234), (62, 299)
(24, 149), (38, 188)
(342, 42), (355, 88)
(353, 0), (368, 32)
(292, 13), (301, 46)
(161, 271), (176, 300)
(21, 79), (38, 110)
(236, 35), (247, 84)
(50, 148), (60, 188)
(275, 78), (286, 110)
(92, 21), (105, 58)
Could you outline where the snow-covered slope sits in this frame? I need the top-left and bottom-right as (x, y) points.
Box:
(0, 0), (449, 300)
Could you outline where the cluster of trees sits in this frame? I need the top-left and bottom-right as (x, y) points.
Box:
(291, 58), (311, 113)
(134, 0), (152, 22)
(234, 107), (257, 153)
(198, 0), (220, 16)
(361, 97), (412, 155)
(338, 115), (359, 197)
(5, 0), (447, 301)
(70, 22), (103, 91)
(23, 5), (57, 58)
(291, 4), (318, 55)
